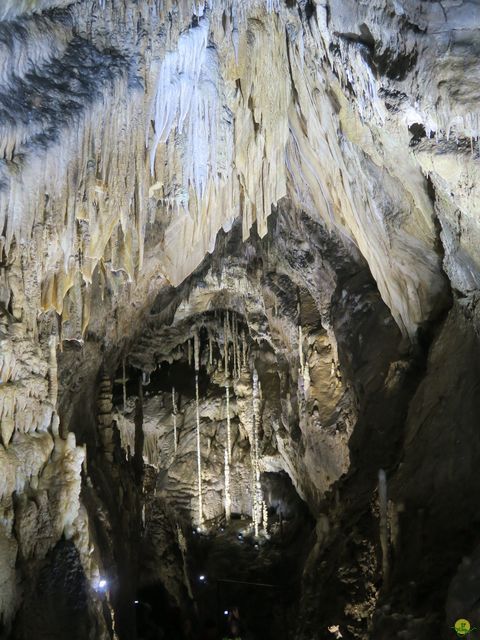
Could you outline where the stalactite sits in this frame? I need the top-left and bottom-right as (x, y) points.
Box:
(224, 447), (231, 523)
(250, 457), (258, 537)
(195, 372), (203, 527)
(227, 310), (232, 369)
(48, 335), (58, 408)
(116, 414), (135, 459)
(194, 330), (200, 372)
(225, 383), (232, 464)
(187, 338), (192, 366)
(232, 322), (237, 379)
(232, 312), (238, 379)
(208, 331), (213, 366)
(262, 500), (268, 533)
(252, 368), (262, 537)
(241, 328), (247, 370)
(148, 16), (219, 202)
(223, 313), (229, 378)
(172, 386), (177, 453)
(378, 468), (390, 586)
(193, 331), (203, 525)
(97, 374), (115, 463)
(236, 317), (241, 379)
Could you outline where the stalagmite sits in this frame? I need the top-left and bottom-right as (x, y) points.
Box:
(378, 469), (390, 585)
(172, 386), (177, 453)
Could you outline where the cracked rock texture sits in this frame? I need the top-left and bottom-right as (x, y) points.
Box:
(0, 1), (479, 639)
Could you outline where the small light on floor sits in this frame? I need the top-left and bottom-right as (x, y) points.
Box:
(199, 575), (206, 582)
(224, 610), (229, 616)
(134, 600), (139, 605)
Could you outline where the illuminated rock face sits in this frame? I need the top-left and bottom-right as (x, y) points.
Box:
(0, 0), (480, 638)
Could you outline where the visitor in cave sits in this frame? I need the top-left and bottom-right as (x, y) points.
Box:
(222, 621), (242, 640)
(222, 606), (247, 640)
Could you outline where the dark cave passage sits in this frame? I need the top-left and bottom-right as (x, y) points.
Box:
(135, 471), (313, 640)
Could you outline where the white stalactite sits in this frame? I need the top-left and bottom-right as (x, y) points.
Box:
(223, 313), (229, 379)
(224, 447), (231, 523)
(241, 329), (247, 370)
(236, 318), (241, 379)
(227, 311), (232, 370)
(252, 368), (262, 537)
(194, 330), (200, 372)
(233, 314), (238, 380)
(262, 500), (268, 533)
(48, 335), (58, 408)
(148, 17), (219, 204)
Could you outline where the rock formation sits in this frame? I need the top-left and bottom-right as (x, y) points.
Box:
(0, 1), (479, 638)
